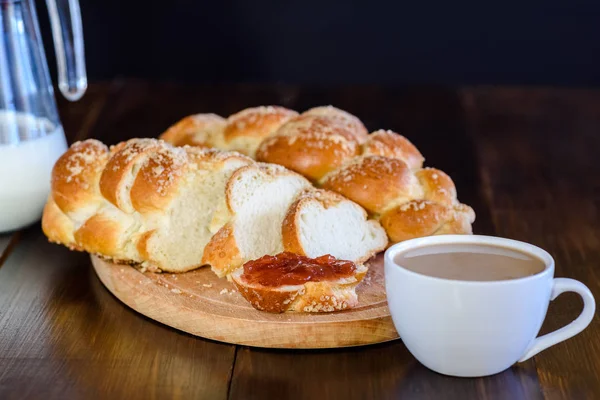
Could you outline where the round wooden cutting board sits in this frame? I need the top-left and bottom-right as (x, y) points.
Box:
(91, 254), (399, 349)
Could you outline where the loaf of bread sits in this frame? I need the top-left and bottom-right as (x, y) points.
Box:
(42, 138), (387, 276)
(160, 106), (475, 243)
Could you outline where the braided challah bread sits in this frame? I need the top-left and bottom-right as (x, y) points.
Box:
(160, 106), (475, 243)
(42, 138), (387, 275)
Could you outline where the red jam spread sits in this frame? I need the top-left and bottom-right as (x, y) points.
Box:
(241, 252), (357, 287)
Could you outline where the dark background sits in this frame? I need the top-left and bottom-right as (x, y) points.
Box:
(37, 0), (600, 86)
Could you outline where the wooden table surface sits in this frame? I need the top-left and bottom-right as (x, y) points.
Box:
(1, 82), (599, 400)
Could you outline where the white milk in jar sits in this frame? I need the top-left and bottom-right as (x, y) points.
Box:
(0, 111), (67, 232)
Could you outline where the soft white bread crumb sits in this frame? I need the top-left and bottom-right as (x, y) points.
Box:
(283, 190), (388, 264)
(203, 164), (311, 277)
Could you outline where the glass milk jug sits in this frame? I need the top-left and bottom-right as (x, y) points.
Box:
(0, 0), (86, 232)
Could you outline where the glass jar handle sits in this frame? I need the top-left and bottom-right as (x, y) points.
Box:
(45, 0), (87, 101)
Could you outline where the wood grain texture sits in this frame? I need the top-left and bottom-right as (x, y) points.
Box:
(0, 234), (14, 265)
(0, 232), (23, 270)
(0, 228), (236, 400)
(229, 344), (544, 400)
(91, 254), (398, 349)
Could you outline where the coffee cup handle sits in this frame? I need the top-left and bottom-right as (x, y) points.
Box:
(519, 278), (596, 362)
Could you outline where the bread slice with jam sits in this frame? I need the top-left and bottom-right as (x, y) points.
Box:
(231, 252), (368, 313)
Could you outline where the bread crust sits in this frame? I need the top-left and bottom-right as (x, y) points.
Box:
(224, 106), (298, 142)
(302, 106), (369, 142)
(436, 204), (476, 236)
(363, 130), (424, 170)
(42, 197), (80, 250)
(159, 113), (226, 147)
(202, 223), (243, 278)
(380, 200), (451, 243)
(51, 139), (109, 214)
(321, 156), (422, 215)
(380, 200), (475, 243)
(99, 139), (164, 213)
(73, 211), (137, 261)
(256, 115), (362, 181)
(291, 281), (359, 312)
(129, 145), (188, 213)
(232, 279), (303, 313)
(136, 230), (155, 261)
(281, 204), (306, 257)
(416, 167), (457, 206)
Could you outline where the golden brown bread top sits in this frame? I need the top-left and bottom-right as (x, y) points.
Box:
(42, 198), (79, 250)
(435, 204), (476, 236)
(321, 156), (422, 215)
(99, 139), (196, 215)
(159, 114), (225, 147)
(416, 167), (457, 206)
(363, 130), (424, 170)
(380, 200), (475, 243)
(51, 139), (109, 214)
(160, 105), (476, 245)
(224, 106), (298, 142)
(129, 146), (188, 214)
(201, 223), (243, 278)
(256, 115), (362, 181)
(302, 106), (369, 142)
(380, 200), (451, 242)
(73, 211), (132, 258)
(99, 139), (164, 213)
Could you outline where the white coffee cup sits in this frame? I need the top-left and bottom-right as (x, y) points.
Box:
(384, 235), (596, 377)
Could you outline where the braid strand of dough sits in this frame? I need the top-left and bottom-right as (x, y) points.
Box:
(160, 106), (475, 244)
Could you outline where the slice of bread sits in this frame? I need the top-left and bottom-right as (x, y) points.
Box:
(230, 262), (368, 313)
(203, 164), (311, 277)
(282, 189), (388, 264)
(137, 148), (253, 272)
